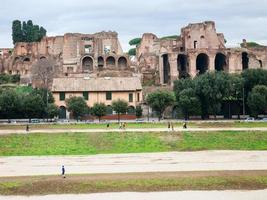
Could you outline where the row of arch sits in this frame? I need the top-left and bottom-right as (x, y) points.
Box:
(59, 105), (135, 119)
(82, 56), (128, 71)
(163, 52), (254, 84)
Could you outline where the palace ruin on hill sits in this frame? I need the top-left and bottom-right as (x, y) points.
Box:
(0, 21), (267, 87)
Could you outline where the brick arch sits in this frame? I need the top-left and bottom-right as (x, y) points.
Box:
(81, 56), (94, 72)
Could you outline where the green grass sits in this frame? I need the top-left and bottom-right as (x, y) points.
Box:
(0, 173), (267, 195)
(1, 121), (267, 130)
(0, 131), (267, 156)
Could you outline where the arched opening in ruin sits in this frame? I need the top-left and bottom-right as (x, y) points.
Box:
(242, 52), (249, 70)
(23, 57), (30, 63)
(215, 53), (227, 71)
(177, 54), (189, 78)
(162, 54), (170, 84)
(13, 57), (20, 65)
(40, 56), (47, 60)
(106, 56), (116, 68)
(82, 56), (93, 71)
(259, 60), (263, 68)
(118, 57), (127, 69)
(98, 56), (104, 68)
(196, 53), (209, 74)
(59, 106), (66, 119)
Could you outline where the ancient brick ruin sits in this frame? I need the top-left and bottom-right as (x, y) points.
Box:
(0, 21), (266, 87)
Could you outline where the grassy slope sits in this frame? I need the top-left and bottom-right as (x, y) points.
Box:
(0, 131), (267, 156)
(0, 171), (267, 195)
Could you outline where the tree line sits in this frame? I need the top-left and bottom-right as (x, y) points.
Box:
(12, 20), (47, 44)
(66, 97), (142, 122)
(0, 86), (57, 120)
(146, 69), (267, 120)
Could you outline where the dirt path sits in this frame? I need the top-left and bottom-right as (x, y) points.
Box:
(1, 190), (267, 200)
(1, 151), (267, 177)
(0, 127), (267, 135)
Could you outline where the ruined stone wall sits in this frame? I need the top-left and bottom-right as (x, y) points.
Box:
(181, 21), (225, 50)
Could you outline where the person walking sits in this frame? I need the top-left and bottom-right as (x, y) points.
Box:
(183, 122), (187, 129)
(26, 124), (29, 132)
(62, 165), (66, 178)
(171, 122), (174, 131)
(167, 122), (171, 131)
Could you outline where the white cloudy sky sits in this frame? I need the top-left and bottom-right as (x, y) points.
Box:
(1, 0), (267, 51)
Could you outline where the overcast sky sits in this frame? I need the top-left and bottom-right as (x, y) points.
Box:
(1, 0), (267, 51)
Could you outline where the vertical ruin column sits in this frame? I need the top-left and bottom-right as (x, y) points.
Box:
(159, 54), (164, 85)
(188, 53), (197, 77)
(209, 54), (215, 72)
(169, 53), (178, 85)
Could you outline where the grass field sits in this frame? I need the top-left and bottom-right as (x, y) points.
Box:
(0, 131), (267, 156)
(0, 121), (267, 130)
(0, 171), (266, 195)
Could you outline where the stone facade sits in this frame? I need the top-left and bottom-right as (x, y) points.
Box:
(1, 21), (267, 87)
(137, 21), (267, 85)
(1, 31), (131, 86)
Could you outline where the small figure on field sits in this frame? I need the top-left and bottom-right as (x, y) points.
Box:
(122, 122), (126, 130)
(171, 122), (174, 131)
(119, 122), (122, 129)
(26, 124), (29, 132)
(168, 122), (171, 131)
(183, 122), (187, 129)
(62, 165), (66, 178)
(107, 123), (110, 128)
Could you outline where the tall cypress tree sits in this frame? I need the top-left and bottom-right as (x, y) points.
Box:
(39, 27), (47, 41)
(26, 20), (34, 42)
(12, 20), (23, 44)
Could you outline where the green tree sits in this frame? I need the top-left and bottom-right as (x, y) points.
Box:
(26, 20), (34, 42)
(128, 48), (136, 56)
(23, 94), (46, 119)
(129, 38), (141, 46)
(0, 89), (20, 119)
(248, 85), (267, 118)
(39, 27), (47, 41)
(135, 105), (143, 118)
(66, 96), (88, 121)
(146, 90), (175, 121)
(112, 99), (128, 123)
(91, 103), (107, 122)
(242, 69), (267, 93)
(47, 103), (59, 119)
(12, 20), (23, 44)
(195, 72), (230, 119)
(173, 78), (194, 98)
(176, 88), (201, 120)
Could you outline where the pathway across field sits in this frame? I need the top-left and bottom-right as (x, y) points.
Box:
(1, 151), (267, 177)
(1, 190), (267, 200)
(1, 127), (267, 134)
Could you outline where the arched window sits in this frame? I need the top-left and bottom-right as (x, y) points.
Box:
(118, 57), (127, 69)
(106, 56), (115, 68)
(82, 56), (94, 71)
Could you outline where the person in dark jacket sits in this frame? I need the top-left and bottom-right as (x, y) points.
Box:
(62, 165), (66, 178)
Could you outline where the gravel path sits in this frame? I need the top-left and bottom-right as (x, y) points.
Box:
(1, 190), (267, 200)
(1, 151), (267, 177)
(0, 127), (267, 135)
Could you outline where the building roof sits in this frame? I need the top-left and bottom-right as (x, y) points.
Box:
(52, 77), (142, 92)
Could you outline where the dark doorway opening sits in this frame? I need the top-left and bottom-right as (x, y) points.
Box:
(177, 54), (189, 78)
(242, 52), (249, 70)
(196, 53), (209, 74)
(163, 54), (170, 84)
(215, 53), (227, 71)
(98, 56), (104, 68)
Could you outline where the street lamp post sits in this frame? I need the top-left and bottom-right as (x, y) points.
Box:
(242, 86), (246, 116)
